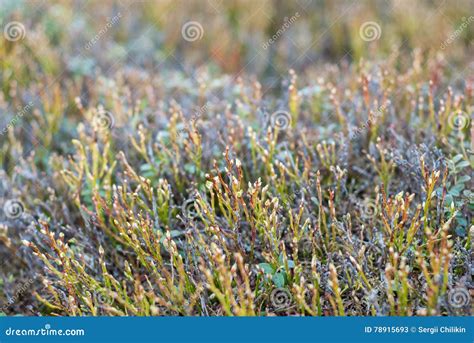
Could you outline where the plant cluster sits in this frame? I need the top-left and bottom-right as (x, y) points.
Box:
(0, 0), (472, 316)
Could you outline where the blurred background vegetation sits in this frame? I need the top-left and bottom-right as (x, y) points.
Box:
(1, 0), (473, 91)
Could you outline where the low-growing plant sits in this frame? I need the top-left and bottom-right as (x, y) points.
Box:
(0, 0), (472, 318)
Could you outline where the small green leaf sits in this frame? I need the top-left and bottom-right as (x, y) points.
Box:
(456, 160), (470, 169)
(456, 216), (467, 226)
(448, 189), (460, 197)
(278, 253), (284, 264)
(455, 226), (467, 236)
(445, 194), (454, 205)
(272, 272), (285, 287)
(170, 230), (182, 238)
(258, 263), (274, 275)
(452, 154), (463, 163)
(184, 164), (196, 174)
(449, 184), (464, 196)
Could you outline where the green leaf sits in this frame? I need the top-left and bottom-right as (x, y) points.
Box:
(258, 263), (274, 275)
(445, 194), (454, 205)
(455, 226), (467, 236)
(140, 163), (153, 172)
(272, 272), (285, 287)
(456, 216), (467, 227)
(139, 163), (155, 178)
(170, 230), (182, 238)
(452, 154), (463, 163)
(457, 175), (471, 183)
(449, 184), (464, 196)
(184, 164), (196, 174)
(456, 160), (470, 169)
(449, 189), (460, 197)
(447, 160), (455, 170)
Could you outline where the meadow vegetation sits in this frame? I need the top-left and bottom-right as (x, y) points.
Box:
(0, 0), (472, 316)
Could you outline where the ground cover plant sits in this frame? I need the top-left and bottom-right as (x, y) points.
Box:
(0, 0), (472, 316)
